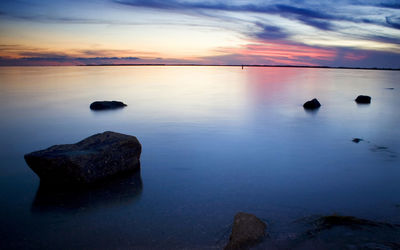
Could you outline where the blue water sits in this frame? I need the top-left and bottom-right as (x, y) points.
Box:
(0, 66), (399, 249)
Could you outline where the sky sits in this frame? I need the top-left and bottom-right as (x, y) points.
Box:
(0, 0), (400, 67)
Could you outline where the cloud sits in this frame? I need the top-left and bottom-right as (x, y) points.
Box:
(199, 39), (400, 68)
(253, 23), (290, 40)
(297, 17), (333, 30)
(0, 45), (147, 65)
(273, 4), (333, 20)
(113, 1), (338, 30)
(210, 41), (338, 66)
(386, 16), (400, 29)
(378, 3), (400, 9)
(0, 12), (131, 25)
(2, 43), (400, 68)
(367, 34), (400, 44)
(0, 56), (141, 66)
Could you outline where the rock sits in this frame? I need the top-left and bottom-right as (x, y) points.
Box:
(24, 131), (141, 185)
(352, 138), (363, 143)
(310, 214), (393, 233)
(90, 101), (127, 110)
(225, 212), (267, 250)
(303, 98), (321, 110)
(355, 95), (371, 104)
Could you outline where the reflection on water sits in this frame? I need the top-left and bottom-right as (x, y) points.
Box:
(32, 171), (143, 213)
(0, 66), (399, 249)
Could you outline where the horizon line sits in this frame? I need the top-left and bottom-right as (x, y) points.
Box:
(1, 64), (399, 71)
(84, 64), (400, 71)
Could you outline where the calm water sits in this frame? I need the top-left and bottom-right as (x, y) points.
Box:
(0, 66), (399, 249)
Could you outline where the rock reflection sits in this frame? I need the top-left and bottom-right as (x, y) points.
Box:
(303, 108), (320, 115)
(31, 171), (142, 213)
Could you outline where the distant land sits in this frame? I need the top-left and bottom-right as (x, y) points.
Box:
(82, 64), (400, 71)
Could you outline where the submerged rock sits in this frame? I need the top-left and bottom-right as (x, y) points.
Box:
(352, 138), (363, 143)
(355, 95), (371, 104)
(303, 98), (321, 110)
(225, 212), (267, 250)
(24, 131), (141, 185)
(90, 101), (127, 110)
(309, 214), (395, 234)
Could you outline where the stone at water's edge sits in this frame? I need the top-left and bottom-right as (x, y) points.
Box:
(303, 98), (321, 110)
(90, 101), (127, 110)
(24, 131), (141, 185)
(355, 95), (371, 104)
(225, 212), (267, 250)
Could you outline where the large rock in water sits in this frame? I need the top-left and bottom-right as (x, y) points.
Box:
(355, 95), (371, 104)
(303, 98), (321, 110)
(24, 131), (141, 185)
(90, 101), (127, 110)
(225, 212), (267, 250)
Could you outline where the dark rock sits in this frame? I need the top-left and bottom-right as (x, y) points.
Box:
(303, 98), (321, 110)
(24, 131), (141, 185)
(355, 95), (371, 104)
(90, 101), (127, 110)
(309, 214), (395, 234)
(225, 212), (267, 250)
(352, 138), (363, 143)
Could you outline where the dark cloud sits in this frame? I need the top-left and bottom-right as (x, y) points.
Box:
(298, 17), (333, 30)
(113, 0), (338, 30)
(0, 56), (141, 66)
(379, 3), (400, 9)
(273, 4), (333, 20)
(254, 23), (289, 40)
(386, 16), (400, 29)
(368, 34), (400, 44)
(1, 0), (395, 33)
(113, 1), (398, 32)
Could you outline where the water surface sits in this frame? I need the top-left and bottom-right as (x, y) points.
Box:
(0, 66), (399, 249)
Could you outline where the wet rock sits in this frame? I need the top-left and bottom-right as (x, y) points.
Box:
(355, 95), (371, 104)
(352, 138), (363, 143)
(90, 101), (127, 110)
(303, 98), (321, 110)
(308, 214), (396, 234)
(225, 212), (267, 250)
(24, 131), (141, 185)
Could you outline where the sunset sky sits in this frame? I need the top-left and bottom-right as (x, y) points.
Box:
(0, 0), (399, 67)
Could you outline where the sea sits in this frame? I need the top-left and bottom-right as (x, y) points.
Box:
(0, 66), (399, 249)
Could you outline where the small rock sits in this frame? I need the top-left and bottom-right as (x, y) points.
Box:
(225, 212), (267, 250)
(352, 138), (363, 143)
(303, 98), (321, 110)
(24, 131), (141, 185)
(90, 101), (127, 110)
(355, 95), (371, 104)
